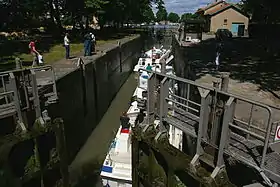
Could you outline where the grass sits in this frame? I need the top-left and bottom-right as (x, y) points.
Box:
(19, 43), (84, 64)
(0, 33), (136, 71)
(17, 39), (120, 65)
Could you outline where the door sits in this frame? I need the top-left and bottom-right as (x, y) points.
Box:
(231, 23), (239, 36)
(238, 24), (245, 36)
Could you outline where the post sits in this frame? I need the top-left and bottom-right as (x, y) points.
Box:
(53, 119), (70, 187)
(30, 70), (42, 120)
(211, 97), (235, 179)
(9, 73), (26, 131)
(159, 77), (169, 131)
(147, 74), (156, 124)
(221, 72), (230, 92)
(15, 57), (22, 70)
(191, 90), (211, 169)
(210, 80), (220, 145)
(161, 59), (166, 74)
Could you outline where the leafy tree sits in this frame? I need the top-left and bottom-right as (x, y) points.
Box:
(156, 7), (168, 22)
(180, 13), (200, 21)
(240, 0), (280, 23)
(84, 0), (109, 28)
(167, 12), (180, 23)
(0, 0), (167, 32)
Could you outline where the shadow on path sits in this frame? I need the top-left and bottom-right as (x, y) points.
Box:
(183, 37), (280, 94)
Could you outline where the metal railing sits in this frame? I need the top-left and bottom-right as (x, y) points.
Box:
(0, 65), (58, 130)
(0, 73), (12, 106)
(140, 68), (280, 186)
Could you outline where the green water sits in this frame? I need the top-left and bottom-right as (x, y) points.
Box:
(69, 73), (137, 186)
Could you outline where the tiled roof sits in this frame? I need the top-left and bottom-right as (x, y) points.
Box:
(204, 3), (231, 15)
(201, 0), (225, 11)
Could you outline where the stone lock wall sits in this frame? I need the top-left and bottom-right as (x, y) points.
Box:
(48, 36), (142, 162)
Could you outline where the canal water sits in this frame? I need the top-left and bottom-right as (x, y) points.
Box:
(69, 73), (138, 186)
(68, 29), (173, 186)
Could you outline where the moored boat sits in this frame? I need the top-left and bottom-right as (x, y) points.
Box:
(101, 47), (182, 187)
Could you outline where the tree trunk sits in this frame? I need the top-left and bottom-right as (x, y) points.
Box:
(85, 15), (89, 30)
(48, 0), (63, 34)
(52, 0), (63, 31)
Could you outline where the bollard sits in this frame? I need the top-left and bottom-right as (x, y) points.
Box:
(15, 57), (22, 70)
(221, 72), (230, 92)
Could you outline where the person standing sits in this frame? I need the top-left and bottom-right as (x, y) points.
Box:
(90, 32), (96, 54)
(84, 32), (92, 56)
(120, 112), (130, 129)
(146, 63), (152, 71)
(215, 42), (223, 71)
(64, 33), (70, 59)
(29, 39), (39, 67)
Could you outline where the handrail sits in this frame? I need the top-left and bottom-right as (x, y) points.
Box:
(139, 68), (280, 111)
(170, 93), (201, 107)
(0, 91), (14, 97)
(141, 68), (276, 173)
(0, 65), (53, 76)
(234, 117), (275, 137)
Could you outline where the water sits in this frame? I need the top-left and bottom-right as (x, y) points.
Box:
(69, 73), (137, 186)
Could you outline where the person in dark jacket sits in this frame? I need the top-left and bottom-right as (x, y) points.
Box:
(84, 32), (92, 56)
(135, 109), (145, 125)
(90, 32), (96, 54)
(120, 112), (130, 129)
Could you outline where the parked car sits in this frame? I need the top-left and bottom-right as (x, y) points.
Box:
(215, 29), (233, 41)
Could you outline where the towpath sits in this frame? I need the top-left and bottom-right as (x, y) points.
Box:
(49, 36), (138, 80)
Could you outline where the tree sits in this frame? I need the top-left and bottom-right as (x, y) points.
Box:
(180, 13), (200, 21)
(0, 0), (167, 32)
(167, 12), (180, 23)
(84, 0), (108, 28)
(142, 6), (155, 23)
(156, 7), (167, 22)
(240, 0), (280, 23)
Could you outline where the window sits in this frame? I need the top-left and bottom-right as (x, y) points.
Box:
(224, 19), (228, 25)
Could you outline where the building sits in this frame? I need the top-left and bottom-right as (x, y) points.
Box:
(196, 0), (249, 36)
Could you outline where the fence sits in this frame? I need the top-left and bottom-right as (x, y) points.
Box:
(141, 68), (280, 186)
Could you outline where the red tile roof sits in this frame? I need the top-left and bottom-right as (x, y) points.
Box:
(201, 1), (225, 11)
(204, 3), (231, 15)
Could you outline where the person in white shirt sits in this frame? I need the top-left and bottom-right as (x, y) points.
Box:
(64, 33), (70, 59)
(90, 32), (96, 54)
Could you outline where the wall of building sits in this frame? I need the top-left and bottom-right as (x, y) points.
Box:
(210, 8), (249, 32)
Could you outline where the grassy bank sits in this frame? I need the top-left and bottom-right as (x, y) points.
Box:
(0, 30), (136, 71)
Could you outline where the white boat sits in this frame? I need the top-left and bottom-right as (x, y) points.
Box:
(101, 87), (145, 187)
(133, 46), (173, 73)
(101, 48), (182, 187)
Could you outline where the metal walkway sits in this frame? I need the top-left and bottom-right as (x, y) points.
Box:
(0, 66), (58, 131)
(142, 68), (280, 186)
